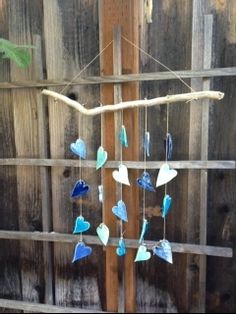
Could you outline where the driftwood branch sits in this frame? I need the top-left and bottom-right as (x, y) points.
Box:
(42, 89), (224, 116)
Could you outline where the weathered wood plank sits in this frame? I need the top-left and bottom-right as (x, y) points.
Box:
(9, 0), (44, 305)
(100, 2), (140, 312)
(44, 0), (101, 310)
(206, 1), (236, 312)
(0, 67), (236, 89)
(0, 231), (232, 258)
(0, 158), (234, 169)
(139, 0), (194, 312)
(34, 34), (54, 306)
(0, 1), (21, 311)
(198, 13), (213, 313)
(0, 299), (106, 313)
(187, 0), (206, 312)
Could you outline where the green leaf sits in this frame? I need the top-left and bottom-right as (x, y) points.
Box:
(0, 38), (34, 68)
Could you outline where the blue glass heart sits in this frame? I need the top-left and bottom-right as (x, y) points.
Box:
(72, 242), (92, 263)
(96, 223), (109, 246)
(136, 171), (155, 192)
(73, 216), (90, 234)
(70, 138), (86, 159)
(119, 125), (128, 148)
(164, 133), (173, 160)
(116, 238), (126, 256)
(153, 239), (173, 264)
(161, 194), (172, 218)
(135, 245), (151, 262)
(138, 218), (148, 244)
(71, 180), (89, 198)
(112, 200), (128, 222)
(96, 146), (108, 170)
(144, 131), (150, 157)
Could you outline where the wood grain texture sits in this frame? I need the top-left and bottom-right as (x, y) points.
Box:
(99, 1), (140, 312)
(9, 0), (44, 305)
(0, 231), (232, 258)
(0, 299), (106, 313)
(0, 67), (236, 89)
(34, 34), (54, 305)
(206, 1), (236, 312)
(0, 1), (21, 311)
(139, 0), (192, 312)
(43, 0), (102, 310)
(0, 158), (235, 169)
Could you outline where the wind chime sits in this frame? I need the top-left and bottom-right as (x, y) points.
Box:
(42, 36), (224, 265)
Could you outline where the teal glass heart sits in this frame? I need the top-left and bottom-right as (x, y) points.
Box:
(116, 238), (126, 256)
(138, 218), (148, 244)
(153, 239), (173, 264)
(135, 245), (151, 262)
(161, 194), (172, 218)
(96, 223), (109, 246)
(119, 125), (128, 147)
(96, 146), (108, 170)
(73, 216), (90, 234)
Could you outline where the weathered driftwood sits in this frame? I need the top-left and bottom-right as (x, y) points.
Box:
(42, 89), (224, 116)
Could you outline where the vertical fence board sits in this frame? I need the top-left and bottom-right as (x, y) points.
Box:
(44, 0), (102, 310)
(139, 0), (192, 312)
(34, 34), (54, 305)
(9, 0), (44, 305)
(0, 1), (21, 311)
(99, 1), (140, 312)
(207, 1), (236, 312)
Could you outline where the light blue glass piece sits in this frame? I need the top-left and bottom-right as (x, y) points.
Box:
(72, 242), (92, 263)
(116, 238), (126, 256)
(73, 216), (90, 234)
(135, 244), (151, 262)
(112, 200), (128, 222)
(144, 131), (150, 157)
(119, 125), (128, 148)
(96, 146), (108, 170)
(138, 218), (148, 244)
(153, 239), (173, 264)
(161, 194), (172, 218)
(96, 223), (109, 246)
(70, 138), (86, 159)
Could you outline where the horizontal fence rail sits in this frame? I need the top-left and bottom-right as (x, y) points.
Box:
(0, 158), (235, 169)
(0, 67), (235, 89)
(0, 231), (232, 258)
(0, 299), (107, 313)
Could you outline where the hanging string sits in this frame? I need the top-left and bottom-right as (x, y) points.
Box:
(163, 103), (169, 240)
(122, 35), (195, 93)
(120, 109), (124, 239)
(143, 105), (148, 221)
(59, 40), (113, 95)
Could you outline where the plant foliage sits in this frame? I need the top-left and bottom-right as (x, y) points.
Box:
(0, 38), (34, 68)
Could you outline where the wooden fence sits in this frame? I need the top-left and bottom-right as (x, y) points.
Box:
(0, 0), (235, 313)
